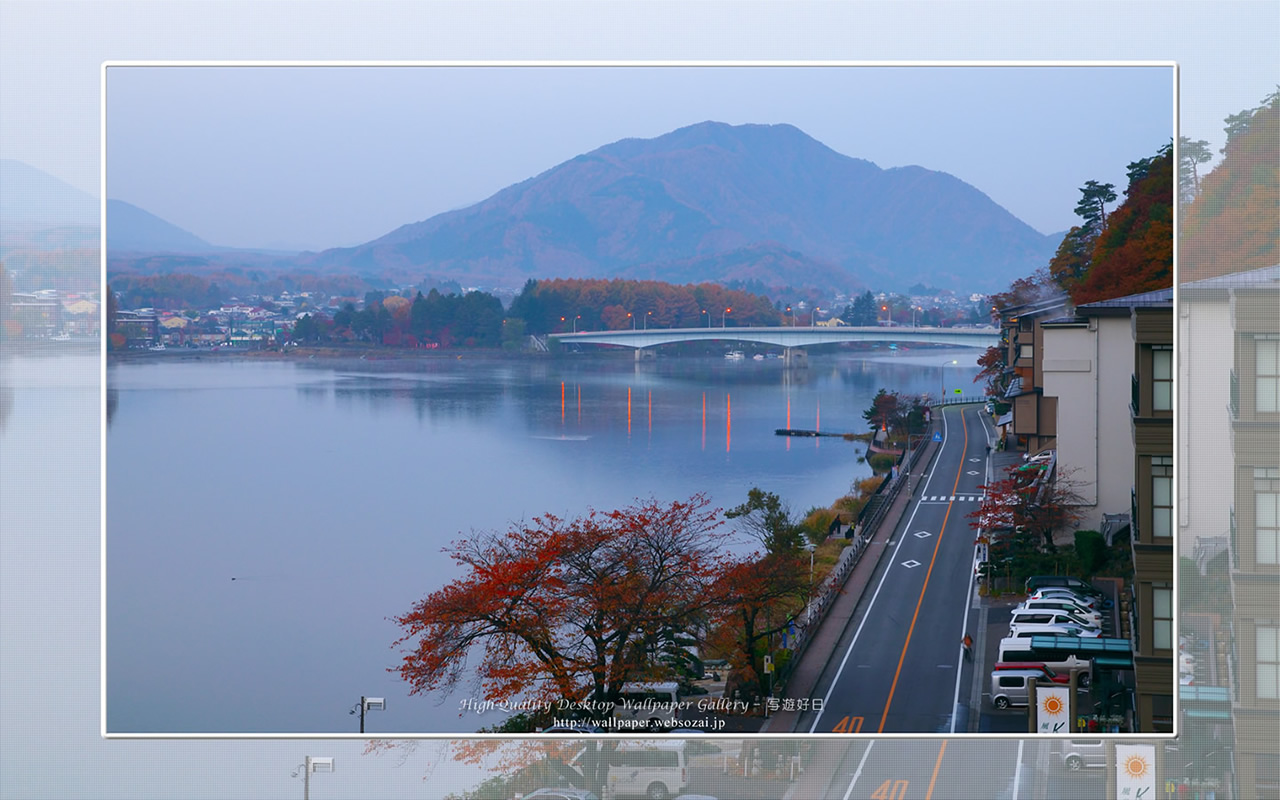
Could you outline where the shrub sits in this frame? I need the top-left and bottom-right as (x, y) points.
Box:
(868, 453), (896, 472)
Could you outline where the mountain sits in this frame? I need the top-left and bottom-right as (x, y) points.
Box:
(0, 159), (97, 228)
(304, 121), (1059, 293)
(106, 199), (218, 253)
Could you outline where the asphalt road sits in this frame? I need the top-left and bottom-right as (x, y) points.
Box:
(799, 404), (994, 734)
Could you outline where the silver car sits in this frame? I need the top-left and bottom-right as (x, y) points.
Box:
(1052, 739), (1108, 771)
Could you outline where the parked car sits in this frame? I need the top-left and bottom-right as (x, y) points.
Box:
(990, 668), (1046, 709)
(1030, 588), (1106, 610)
(1009, 607), (1101, 631)
(523, 789), (601, 800)
(1051, 739), (1108, 771)
(992, 661), (1071, 684)
(1017, 600), (1104, 627)
(1025, 575), (1104, 599)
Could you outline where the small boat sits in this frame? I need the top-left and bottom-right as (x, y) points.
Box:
(753, 353), (765, 361)
(149, 343), (167, 351)
(724, 351), (744, 361)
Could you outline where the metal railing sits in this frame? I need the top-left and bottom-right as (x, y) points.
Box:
(930, 394), (987, 407)
(775, 432), (936, 689)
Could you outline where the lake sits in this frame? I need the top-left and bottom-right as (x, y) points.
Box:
(104, 347), (981, 733)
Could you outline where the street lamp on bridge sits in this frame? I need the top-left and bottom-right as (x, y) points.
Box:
(722, 307), (732, 328)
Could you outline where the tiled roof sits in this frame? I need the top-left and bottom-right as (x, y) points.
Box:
(1077, 287), (1173, 309)
(1179, 264), (1280, 290)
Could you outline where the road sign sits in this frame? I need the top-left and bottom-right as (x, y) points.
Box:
(933, 431), (942, 442)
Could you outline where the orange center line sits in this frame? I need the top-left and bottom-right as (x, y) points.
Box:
(877, 406), (969, 733)
(925, 740), (949, 799)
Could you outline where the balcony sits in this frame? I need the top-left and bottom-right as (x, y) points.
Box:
(1131, 487), (1140, 542)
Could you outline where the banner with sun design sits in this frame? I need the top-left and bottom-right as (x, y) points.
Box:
(1034, 684), (1072, 733)
(1115, 744), (1156, 799)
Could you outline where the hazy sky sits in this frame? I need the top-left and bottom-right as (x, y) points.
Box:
(2, 2), (1278, 799)
(105, 64), (1174, 250)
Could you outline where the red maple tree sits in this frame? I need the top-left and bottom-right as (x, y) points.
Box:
(391, 494), (725, 713)
(967, 465), (1085, 551)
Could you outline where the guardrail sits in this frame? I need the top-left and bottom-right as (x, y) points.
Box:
(774, 431), (936, 690)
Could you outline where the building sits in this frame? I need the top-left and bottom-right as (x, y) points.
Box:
(1039, 294), (1149, 533)
(1033, 288), (1175, 733)
(1125, 290), (1175, 734)
(997, 293), (1070, 454)
(1182, 264), (1280, 799)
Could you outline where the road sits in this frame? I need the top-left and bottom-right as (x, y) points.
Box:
(793, 738), (1109, 800)
(798, 404), (993, 734)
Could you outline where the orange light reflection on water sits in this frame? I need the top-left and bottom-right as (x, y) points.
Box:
(726, 393), (731, 453)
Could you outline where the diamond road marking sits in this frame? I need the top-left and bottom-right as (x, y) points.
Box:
(967, 470), (980, 475)
(969, 458), (981, 462)
(901, 559), (922, 568)
(914, 530), (932, 539)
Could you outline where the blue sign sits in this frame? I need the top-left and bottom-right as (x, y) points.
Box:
(933, 431), (943, 442)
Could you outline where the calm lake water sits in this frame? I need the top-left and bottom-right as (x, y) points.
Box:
(105, 348), (980, 733)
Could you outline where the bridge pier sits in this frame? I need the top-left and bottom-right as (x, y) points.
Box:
(784, 347), (808, 367)
(634, 348), (656, 362)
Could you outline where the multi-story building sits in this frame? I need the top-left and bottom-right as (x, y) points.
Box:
(1040, 293), (1155, 533)
(1181, 264), (1280, 799)
(1034, 288), (1175, 733)
(1127, 291), (1175, 734)
(997, 293), (1069, 454)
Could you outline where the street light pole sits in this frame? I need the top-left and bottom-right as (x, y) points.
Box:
(722, 307), (731, 328)
(350, 696), (385, 733)
(296, 756), (334, 800)
(811, 306), (820, 326)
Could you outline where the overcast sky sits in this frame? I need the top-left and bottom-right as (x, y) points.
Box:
(3, 3), (1279, 799)
(104, 64), (1174, 251)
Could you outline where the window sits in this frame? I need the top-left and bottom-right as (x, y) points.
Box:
(1019, 343), (1034, 360)
(1152, 585), (1172, 651)
(1152, 457), (1173, 538)
(1258, 625), (1280, 700)
(1257, 469), (1279, 566)
(1258, 336), (1280, 413)
(1153, 345), (1172, 411)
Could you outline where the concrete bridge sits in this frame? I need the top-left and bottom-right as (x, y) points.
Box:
(547, 325), (999, 362)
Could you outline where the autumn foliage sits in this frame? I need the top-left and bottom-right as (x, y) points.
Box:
(967, 465), (1085, 551)
(507, 277), (782, 335)
(391, 495), (726, 710)
(1180, 90), (1279, 282)
(1069, 146), (1174, 304)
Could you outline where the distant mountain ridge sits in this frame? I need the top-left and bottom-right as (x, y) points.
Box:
(304, 121), (1060, 293)
(106, 199), (218, 253)
(0, 159), (97, 228)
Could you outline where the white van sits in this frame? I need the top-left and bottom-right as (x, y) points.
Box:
(606, 740), (688, 800)
(997, 637), (1093, 686)
(613, 682), (681, 730)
